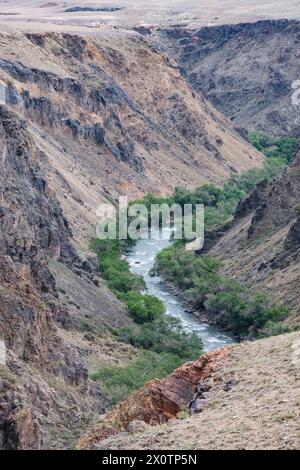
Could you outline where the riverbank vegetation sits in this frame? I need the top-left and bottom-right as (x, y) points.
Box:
(133, 155), (286, 232)
(90, 351), (183, 406)
(149, 137), (296, 338)
(152, 244), (289, 338)
(249, 133), (299, 164)
(90, 237), (203, 404)
(89, 135), (296, 403)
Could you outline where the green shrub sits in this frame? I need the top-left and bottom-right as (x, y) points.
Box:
(204, 291), (246, 330)
(125, 292), (165, 324)
(130, 193), (176, 227)
(258, 318), (295, 338)
(91, 350), (183, 405)
(118, 316), (202, 359)
(205, 292), (288, 336)
(153, 245), (289, 338)
(250, 133), (299, 163)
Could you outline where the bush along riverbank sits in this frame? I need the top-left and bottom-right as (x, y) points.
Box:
(249, 133), (299, 164)
(90, 237), (203, 405)
(152, 244), (289, 339)
(133, 152), (288, 231)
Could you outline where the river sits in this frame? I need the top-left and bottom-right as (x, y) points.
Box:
(126, 227), (235, 352)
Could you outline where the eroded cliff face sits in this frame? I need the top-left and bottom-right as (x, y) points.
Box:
(0, 106), (75, 369)
(0, 30), (264, 248)
(154, 19), (300, 136)
(0, 106), (131, 449)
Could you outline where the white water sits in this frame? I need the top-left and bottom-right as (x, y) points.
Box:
(126, 227), (235, 352)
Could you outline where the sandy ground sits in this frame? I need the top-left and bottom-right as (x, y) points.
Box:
(0, 0), (299, 33)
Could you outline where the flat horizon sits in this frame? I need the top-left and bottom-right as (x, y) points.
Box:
(0, 0), (300, 32)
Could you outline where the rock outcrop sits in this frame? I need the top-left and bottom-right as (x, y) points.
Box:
(77, 347), (229, 449)
(81, 331), (300, 450)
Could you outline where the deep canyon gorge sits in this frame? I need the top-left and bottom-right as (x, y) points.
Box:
(0, 1), (300, 451)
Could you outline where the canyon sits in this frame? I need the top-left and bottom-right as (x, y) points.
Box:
(0, 27), (263, 449)
(0, 3), (300, 451)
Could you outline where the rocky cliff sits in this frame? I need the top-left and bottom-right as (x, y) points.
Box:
(0, 105), (133, 449)
(77, 347), (230, 449)
(154, 19), (300, 136)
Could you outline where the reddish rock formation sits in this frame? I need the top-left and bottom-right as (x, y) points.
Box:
(77, 347), (230, 449)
